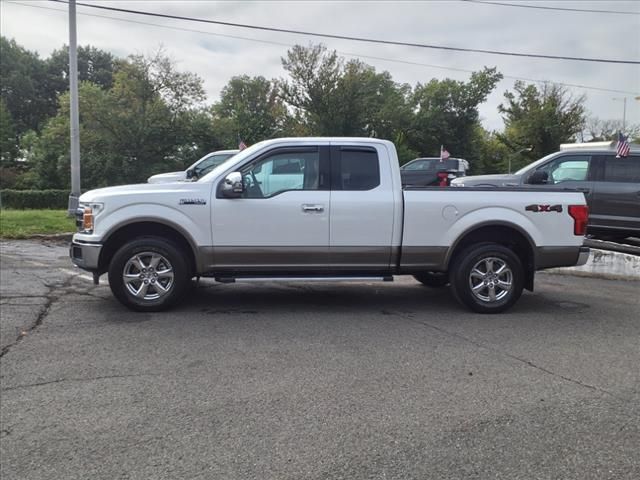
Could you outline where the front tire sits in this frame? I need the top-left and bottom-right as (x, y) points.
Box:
(108, 237), (190, 312)
(449, 243), (524, 314)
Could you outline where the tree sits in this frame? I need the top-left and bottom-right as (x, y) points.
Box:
(212, 75), (291, 147)
(498, 81), (586, 170)
(45, 45), (115, 97)
(29, 51), (211, 189)
(0, 36), (50, 135)
(408, 67), (503, 161)
(279, 43), (414, 147)
(582, 117), (640, 142)
(0, 99), (18, 166)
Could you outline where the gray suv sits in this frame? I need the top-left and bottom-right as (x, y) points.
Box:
(450, 142), (640, 239)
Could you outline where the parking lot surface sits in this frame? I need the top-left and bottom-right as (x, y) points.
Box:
(1, 240), (639, 479)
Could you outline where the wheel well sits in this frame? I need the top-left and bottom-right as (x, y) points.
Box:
(448, 225), (535, 290)
(98, 222), (196, 275)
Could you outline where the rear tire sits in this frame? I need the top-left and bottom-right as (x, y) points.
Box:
(413, 272), (449, 287)
(108, 237), (190, 312)
(449, 243), (524, 314)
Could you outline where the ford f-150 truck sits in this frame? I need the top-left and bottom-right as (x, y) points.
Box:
(70, 137), (589, 314)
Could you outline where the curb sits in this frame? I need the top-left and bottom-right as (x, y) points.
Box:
(546, 248), (640, 281)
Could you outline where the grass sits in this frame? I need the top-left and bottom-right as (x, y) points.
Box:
(0, 209), (76, 239)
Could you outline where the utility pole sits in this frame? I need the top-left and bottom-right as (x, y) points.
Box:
(612, 97), (627, 133)
(67, 0), (81, 216)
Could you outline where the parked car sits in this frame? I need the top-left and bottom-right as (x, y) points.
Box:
(147, 149), (239, 183)
(400, 157), (469, 186)
(451, 142), (640, 239)
(71, 137), (588, 314)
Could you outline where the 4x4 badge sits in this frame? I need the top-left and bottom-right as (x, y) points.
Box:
(526, 204), (562, 213)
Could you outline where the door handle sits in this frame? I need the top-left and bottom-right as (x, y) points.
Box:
(576, 188), (590, 193)
(302, 204), (324, 213)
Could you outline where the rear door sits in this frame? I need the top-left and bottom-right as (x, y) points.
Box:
(590, 154), (640, 234)
(328, 145), (396, 271)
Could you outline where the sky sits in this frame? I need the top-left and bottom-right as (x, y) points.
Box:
(2, 0), (639, 133)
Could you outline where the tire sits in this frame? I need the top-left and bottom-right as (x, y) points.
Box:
(449, 243), (524, 314)
(413, 272), (449, 287)
(108, 237), (190, 312)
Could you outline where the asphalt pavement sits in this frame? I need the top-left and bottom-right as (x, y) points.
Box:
(1, 240), (639, 480)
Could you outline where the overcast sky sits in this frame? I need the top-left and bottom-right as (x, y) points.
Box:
(2, 0), (639, 133)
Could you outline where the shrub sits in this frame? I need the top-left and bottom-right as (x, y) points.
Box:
(0, 189), (70, 209)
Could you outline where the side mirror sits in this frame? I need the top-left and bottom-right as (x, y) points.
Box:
(527, 170), (549, 185)
(186, 168), (194, 180)
(221, 172), (244, 197)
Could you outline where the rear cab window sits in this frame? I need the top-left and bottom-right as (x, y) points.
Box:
(597, 155), (640, 183)
(331, 147), (380, 191)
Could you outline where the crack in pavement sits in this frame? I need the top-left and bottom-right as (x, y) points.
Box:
(1, 372), (164, 392)
(389, 309), (617, 398)
(0, 274), (79, 359)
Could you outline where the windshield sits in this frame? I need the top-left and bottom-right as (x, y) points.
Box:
(403, 159), (437, 170)
(198, 141), (269, 182)
(514, 151), (557, 175)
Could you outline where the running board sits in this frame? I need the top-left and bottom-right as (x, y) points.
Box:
(215, 276), (394, 284)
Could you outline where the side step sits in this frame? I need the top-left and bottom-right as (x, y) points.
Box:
(214, 276), (394, 284)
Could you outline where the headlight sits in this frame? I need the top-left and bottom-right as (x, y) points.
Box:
(450, 182), (464, 187)
(77, 202), (104, 233)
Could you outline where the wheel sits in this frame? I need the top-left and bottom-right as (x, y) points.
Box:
(413, 272), (449, 287)
(449, 243), (524, 314)
(108, 237), (190, 312)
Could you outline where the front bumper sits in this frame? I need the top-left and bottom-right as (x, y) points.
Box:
(69, 240), (102, 271)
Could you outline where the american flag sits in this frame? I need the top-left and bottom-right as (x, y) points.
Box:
(440, 145), (450, 162)
(238, 139), (247, 151)
(616, 132), (630, 158)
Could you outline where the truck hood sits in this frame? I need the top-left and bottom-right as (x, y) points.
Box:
(147, 171), (187, 183)
(451, 174), (520, 187)
(79, 182), (209, 203)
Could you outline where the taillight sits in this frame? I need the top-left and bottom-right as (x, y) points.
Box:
(568, 205), (588, 236)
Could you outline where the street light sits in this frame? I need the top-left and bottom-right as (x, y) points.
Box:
(508, 147), (533, 174)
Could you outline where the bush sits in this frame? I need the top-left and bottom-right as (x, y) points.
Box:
(0, 189), (70, 209)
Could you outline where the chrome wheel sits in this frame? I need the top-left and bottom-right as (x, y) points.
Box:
(468, 257), (513, 303)
(122, 252), (174, 301)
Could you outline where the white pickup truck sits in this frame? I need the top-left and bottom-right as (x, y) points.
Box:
(70, 137), (589, 313)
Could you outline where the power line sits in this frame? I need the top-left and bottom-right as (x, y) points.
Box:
(461, 0), (640, 16)
(8, 1), (640, 96)
(47, 0), (640, 65)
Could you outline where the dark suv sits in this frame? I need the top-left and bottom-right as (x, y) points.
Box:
(450, 142), (640, 239)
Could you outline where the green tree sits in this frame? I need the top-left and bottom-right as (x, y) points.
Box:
(0, 37), (50, 135)
(0, 98), (18, 166)
(29, 51), (210, 189)
(212, 75), (291, 147)
(498, 81), (586, 170)
(45, 45), (115, 97)
(279, 44), (414, 146)
(408, 67), (503, 160)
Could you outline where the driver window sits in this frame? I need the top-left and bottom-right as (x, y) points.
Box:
(241, 151), (320, 198)
(534, 155), (589, 184)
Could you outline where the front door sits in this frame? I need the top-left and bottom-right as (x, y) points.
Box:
(211, 146), (331, 272)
